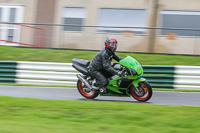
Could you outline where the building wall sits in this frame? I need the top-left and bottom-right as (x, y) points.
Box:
(0, 0), (37, 45)
(52, 0), (200, 55)
(1, 0), (200, 55)
(53, 0), (151, 52)
(33, 0), (56, 47)
(154, 0), (200, 55)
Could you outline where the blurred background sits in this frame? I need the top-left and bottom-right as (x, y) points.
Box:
(0, 0), (200, 55)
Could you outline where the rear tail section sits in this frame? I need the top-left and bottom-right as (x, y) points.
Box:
(72, 58), (90, 75)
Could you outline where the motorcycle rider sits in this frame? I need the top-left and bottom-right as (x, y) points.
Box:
(88, 37), (123, 93)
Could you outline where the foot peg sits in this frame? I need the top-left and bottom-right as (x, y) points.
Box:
(100, 89), (104, 93)
(100, 87), (107, 94)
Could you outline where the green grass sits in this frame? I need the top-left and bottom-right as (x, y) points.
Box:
(0, 96), (199, 133)
(1, 46), (200, 65)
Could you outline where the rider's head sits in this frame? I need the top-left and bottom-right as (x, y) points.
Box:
(105, 37), (118, 52)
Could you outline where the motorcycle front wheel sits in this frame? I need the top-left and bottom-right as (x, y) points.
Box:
(77, 79), (99, 99)
(130, 81), (152, 102)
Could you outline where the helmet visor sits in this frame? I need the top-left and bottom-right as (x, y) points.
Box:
(109, 42), (118, 51)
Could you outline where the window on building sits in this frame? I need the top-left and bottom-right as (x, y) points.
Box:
(97, 8), (147, 34)
(62, 7), (86, 32)
(0, 5), (23, 45)
(160, 10), (200, 37)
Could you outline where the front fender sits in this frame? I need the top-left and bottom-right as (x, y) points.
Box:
(133, 77), (146, 87)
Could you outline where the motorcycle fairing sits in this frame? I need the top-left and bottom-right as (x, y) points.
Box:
(106, 75), (146, 94)
(119, 56), (143, 76)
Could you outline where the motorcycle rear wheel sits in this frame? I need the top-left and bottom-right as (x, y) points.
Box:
(130, 81), (152, 102)
(77, 79), (99, 99)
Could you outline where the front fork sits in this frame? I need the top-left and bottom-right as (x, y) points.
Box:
(130, 77), (147, 95)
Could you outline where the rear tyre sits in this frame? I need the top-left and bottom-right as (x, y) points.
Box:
(77, 79), (99, 99)
(130, 81), (152, 102)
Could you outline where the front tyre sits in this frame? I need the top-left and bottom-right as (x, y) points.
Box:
(130, 81), (152, 102)
(77, 79), (99, 99)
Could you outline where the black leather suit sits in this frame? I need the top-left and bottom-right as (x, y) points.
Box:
(88, 47), (122, 87)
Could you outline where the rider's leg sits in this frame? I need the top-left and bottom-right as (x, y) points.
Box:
(89, 70), (108, 92)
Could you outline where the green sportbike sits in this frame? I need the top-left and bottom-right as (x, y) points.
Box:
(72, 56), (152, 102)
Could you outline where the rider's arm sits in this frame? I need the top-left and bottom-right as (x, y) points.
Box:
(113, 53), (122, 62)
(102, 51), (118, 75)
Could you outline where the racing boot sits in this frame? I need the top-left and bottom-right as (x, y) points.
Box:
(91, 80), (108, 93)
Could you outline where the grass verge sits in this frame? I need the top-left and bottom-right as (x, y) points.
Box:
(0, 96), (199, 133)
(1, 46), (200, 65)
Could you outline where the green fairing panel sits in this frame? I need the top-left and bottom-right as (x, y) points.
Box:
(106, 56), (146, 94)
(107, 76), (123, 93)
(107, 76), (132, 93)
(119, 56), (143, 75)
(107, 76), (146, 93)
(106, 86), (122, 93)
(107, 77), (146, 93)
(108, 76), (135, 86)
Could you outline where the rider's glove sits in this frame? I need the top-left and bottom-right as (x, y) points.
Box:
(117, 70), (123, 77)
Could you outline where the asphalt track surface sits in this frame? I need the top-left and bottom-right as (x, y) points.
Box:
(0, 86), (200, 107)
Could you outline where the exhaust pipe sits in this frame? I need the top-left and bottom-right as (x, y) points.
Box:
(76, 74), (93, 90)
